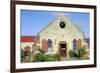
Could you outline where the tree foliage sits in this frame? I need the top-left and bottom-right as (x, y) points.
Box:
(69, 48), (86, 59)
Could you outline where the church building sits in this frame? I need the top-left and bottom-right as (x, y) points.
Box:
(35, 14), (88, 58)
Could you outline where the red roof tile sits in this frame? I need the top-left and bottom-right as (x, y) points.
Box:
(21, 36), (36, 42)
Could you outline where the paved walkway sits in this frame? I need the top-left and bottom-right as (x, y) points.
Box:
(60, 57), (80, 61)
(61, 58), (68, 61)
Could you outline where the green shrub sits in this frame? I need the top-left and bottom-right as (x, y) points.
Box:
(38, 48), (45, 54)
(25, 53), (35, 62)
(33, 49), (44, 62)
(69, 48), (86, 59)
(44, 53), (60, 61)
(21, 49), (25, 62)
(44, 54), (54, 61)
(33, 52), (45, 62)
(69, 50), (75, 58)
(78, 48), (85, 58)
(53, 53), (60, 61)
(33, 49), (60, 62)
(33, 53), (60, 62)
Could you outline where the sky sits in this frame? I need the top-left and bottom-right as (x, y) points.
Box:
(21, 10), (90, 38)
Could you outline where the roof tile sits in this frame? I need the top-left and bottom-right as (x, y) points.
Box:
(21, 36), (36, 42)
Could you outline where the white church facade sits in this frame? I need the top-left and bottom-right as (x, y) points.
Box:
(34, 14), (89, 58)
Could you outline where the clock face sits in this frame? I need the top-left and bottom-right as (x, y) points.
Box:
(60, 21), (65, 28)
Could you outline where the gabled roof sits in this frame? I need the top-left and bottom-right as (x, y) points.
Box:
(21, 36), (36, 42)
(38, 14), (85, 39)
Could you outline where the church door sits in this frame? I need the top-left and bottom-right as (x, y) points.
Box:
(59, 41), (67, 57)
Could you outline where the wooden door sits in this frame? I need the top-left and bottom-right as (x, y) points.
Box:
(59, 41), (67, 57)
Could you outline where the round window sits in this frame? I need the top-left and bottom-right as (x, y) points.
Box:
(60, 21), (65, 28)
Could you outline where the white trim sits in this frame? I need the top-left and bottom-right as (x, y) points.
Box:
(16, 4), (94, 69)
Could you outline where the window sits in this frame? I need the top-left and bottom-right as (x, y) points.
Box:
(60, 21), (65, 28)
(48, 39), (52, 52)
(73, 39), (77, 49)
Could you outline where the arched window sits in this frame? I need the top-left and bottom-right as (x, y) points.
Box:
(77, 39), (82, 49)
(48, 39), (52, 52)
(73, 39), (77, 49)
(42, 39), (47, 52)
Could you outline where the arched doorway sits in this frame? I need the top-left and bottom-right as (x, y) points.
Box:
(59, 41), (67, 57)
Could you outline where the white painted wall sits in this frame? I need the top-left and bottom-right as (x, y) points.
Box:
(0, 0), (100, 73)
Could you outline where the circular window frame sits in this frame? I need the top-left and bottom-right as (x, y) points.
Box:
(60, 21), (65, 28)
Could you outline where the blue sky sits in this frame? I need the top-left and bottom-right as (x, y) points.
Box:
(21, 10), (90, 38)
